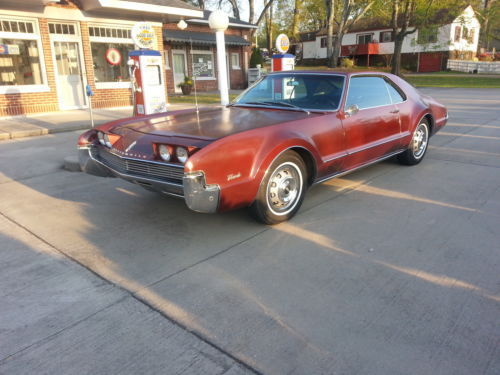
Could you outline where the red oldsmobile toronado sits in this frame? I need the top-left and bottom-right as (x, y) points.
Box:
(78, 71), (448, 224)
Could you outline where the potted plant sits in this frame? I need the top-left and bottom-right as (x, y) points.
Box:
(178, 76), (193, 95)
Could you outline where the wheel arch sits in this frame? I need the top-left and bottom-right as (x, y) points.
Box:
(289, 146), (317, 186)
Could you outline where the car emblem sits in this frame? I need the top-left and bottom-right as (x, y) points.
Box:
(125, 141), (137, 153)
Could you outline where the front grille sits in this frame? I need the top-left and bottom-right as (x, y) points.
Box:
(91, 146), (184, 185)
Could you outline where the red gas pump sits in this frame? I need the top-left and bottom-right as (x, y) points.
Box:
(128, 50), (167, 116)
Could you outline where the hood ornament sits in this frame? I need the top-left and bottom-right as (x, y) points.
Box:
(125, 141), (137, 153)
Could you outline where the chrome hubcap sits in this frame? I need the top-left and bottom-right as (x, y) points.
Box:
(412, 123), (428, 159)
(266, 162), (302, 215)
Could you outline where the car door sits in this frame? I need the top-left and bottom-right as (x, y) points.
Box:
(341, 75), (402, 170)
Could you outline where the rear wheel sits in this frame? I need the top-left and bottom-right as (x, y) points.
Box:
(397, 120), (430, 165)
(250, 151), (307, 225)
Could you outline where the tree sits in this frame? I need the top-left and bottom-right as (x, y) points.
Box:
(226, 0), (241, 19)
(325, 0), (375, 67)
(250, 0), (276, 37)
(248, 0), (255, 23)
(291, 0), (302, 37)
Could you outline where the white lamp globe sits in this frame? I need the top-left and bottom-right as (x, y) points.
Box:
(177, 19), (187, 30)
(208, 10), (229, 31)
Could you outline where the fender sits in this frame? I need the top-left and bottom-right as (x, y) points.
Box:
(186, 124), (321, 212)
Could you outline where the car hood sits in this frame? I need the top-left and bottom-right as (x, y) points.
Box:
(112, 106), (321, 141)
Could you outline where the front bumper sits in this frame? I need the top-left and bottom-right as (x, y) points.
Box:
(78, 146), (220, 213)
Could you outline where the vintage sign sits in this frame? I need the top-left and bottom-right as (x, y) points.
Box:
(105, 48), (122, 65)
(0, 44), (20, 55)
(131, 22), (156, 49)
(275, 34), (290, 54)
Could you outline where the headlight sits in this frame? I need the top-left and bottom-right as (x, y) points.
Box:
(103, 133), (112, 148)
(176, 147), (188, 164)
(97, 131), (106, 146)
(158, 144), (171, 161)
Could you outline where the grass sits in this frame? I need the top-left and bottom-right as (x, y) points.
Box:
(169, 93), (239, 104)
(295, 65), (500, 88)
(404, 75), (500, 88)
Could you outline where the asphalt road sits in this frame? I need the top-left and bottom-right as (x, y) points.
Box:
(1, 88), (499, 375)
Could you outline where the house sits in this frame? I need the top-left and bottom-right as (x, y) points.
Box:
(0, 0), (255, 117)
(300, 5), (480, 72)
(163, 10), (256, 93)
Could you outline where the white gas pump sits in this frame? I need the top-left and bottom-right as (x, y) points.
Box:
(128, 50), (167, 116)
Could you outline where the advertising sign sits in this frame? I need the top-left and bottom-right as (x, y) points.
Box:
(0, 44), (20, 55)
(131, 22), (156, 49)
(105, 48), (122, 65)
(275, 34), (290, 54)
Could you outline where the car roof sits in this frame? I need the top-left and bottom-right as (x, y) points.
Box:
(267, 70), (393, 77)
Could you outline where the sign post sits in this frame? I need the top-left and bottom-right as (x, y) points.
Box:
(86, 84), (95, 128)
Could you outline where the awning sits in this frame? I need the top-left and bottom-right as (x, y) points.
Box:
(163, 30), (251, 46)
(81, 0), (203, 22)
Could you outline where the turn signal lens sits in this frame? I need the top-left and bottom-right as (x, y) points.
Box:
(103, 133), (112, 148)
(97, 131), (106, 146)
(158, 144), (171, 161)
(176, 147), (188, 164)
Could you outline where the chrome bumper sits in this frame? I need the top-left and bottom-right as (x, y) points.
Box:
(183, 172), (220, 213)
(79, 146), (219, 213)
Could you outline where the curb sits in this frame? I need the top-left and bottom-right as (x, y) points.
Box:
(63, 155), (82, 172)
(0, 124), (92, 142)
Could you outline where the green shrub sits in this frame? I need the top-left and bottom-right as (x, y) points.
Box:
(340, 58), (354, 68)
(250, 47), (265, 68)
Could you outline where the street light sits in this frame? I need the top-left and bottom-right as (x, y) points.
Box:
(209, 10), (230, 106)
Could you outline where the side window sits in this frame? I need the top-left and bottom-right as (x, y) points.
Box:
(385, 80), (406, 104)
(345, 76), (391, 109)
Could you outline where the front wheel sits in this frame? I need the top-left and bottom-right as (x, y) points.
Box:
(249, 151), (307, 225)
(397, 120), (430, 165)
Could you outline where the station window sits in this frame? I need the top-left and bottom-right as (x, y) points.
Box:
(231, 52), (240, 69)
(191, 50), (214, 79)
(89, 24), (134, 85)
(0, 17), (46, 90)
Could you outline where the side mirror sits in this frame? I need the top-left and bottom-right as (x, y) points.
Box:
(345, 104), (359, 117)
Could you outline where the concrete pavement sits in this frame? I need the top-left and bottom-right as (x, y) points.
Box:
(0, 88), (499, 374)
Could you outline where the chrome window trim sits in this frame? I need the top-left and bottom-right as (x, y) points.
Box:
(232, 72), (347, 112)
(344, 74), (408, 112)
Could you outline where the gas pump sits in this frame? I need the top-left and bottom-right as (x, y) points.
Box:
(128, 49), (167, 116)
(271, 34), (295, 72)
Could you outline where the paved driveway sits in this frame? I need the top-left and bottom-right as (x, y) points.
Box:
(1, 88), (499, 375)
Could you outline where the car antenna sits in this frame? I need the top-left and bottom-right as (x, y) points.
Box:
(189, 37), (200, 115)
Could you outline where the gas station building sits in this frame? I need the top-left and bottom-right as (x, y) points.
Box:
(0, 0), (253, 117)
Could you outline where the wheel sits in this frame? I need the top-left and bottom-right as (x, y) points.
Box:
(250, 151), (307, 225)
(397, 120), (430, 165)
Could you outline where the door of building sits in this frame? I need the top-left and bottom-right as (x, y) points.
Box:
(172, 50), (187, 93)
(53, 41), (86, 110)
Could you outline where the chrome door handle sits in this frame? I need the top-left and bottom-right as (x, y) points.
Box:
(390, 109), (400, 113)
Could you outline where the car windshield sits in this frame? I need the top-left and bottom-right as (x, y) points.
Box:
(233, 74), (345, 111)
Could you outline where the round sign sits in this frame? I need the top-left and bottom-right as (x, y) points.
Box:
(275, 34), (290, 54)
(105, 48), (122, 65)
(131, 22), (156, 49)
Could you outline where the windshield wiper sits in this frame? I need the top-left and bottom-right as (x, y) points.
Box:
(232, 100), (310, 115)
(260, 101), (311, 115)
